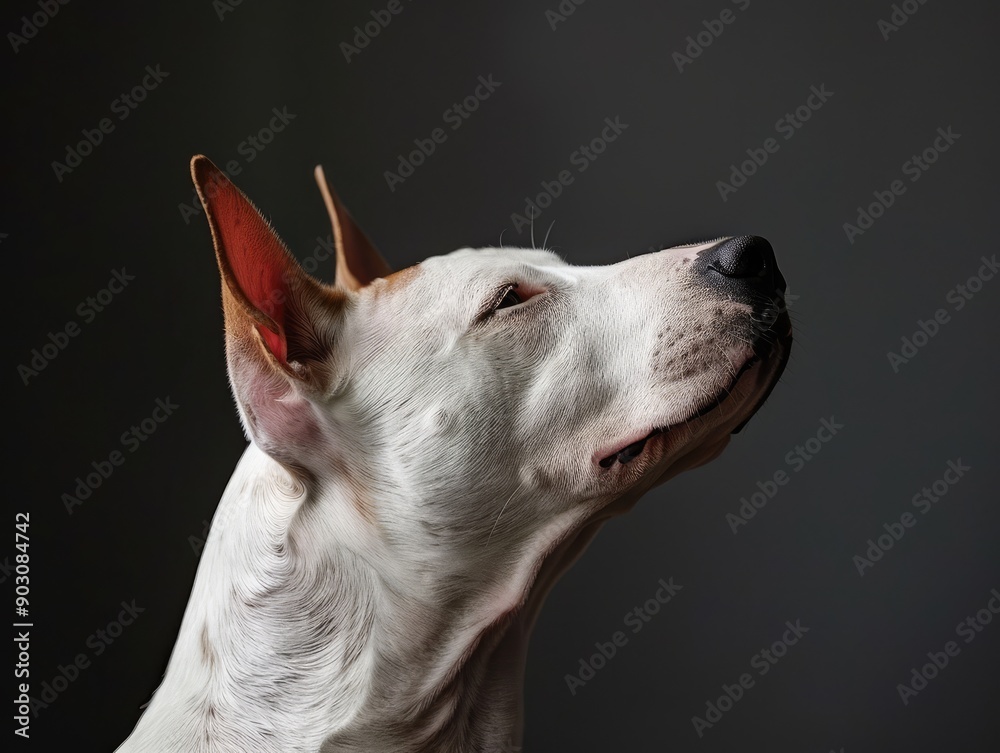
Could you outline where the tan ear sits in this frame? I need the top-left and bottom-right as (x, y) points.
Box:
(191, 155), (347, 462)
(314, 165), (392, 292)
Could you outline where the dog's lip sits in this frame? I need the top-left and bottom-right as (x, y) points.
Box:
(595, 426), (666, 468)
(730, 319), (793, 434)
(593, 359), (756, 467)
(594, 314), (791, 468)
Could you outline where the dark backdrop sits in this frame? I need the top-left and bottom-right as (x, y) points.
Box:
(6, 0), (999, 751)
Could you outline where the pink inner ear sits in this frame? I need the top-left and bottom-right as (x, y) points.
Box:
(224, 234), (290, 364)
(194, 158), (295, 365)
(249, 264), (288, 365)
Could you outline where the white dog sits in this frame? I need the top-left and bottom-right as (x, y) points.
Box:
(116, 156), (791, 752)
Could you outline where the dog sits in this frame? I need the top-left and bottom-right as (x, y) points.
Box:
(115, 155), (791, 752)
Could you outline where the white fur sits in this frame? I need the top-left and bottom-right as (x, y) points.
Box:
(117, 241), (788, 752)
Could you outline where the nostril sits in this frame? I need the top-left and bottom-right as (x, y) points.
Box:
(707, 235), (772, 279)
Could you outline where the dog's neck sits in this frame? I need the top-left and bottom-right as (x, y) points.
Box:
(121, 444), (601, 753)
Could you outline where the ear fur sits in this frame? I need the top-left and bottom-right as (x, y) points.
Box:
(313, 164), (392, 292)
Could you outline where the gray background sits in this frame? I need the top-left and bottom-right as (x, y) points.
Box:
(5, 0), (999, 750)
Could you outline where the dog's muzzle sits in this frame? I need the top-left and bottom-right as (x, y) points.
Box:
(596, 235), (793, 469)
(697, 235), (790, 434)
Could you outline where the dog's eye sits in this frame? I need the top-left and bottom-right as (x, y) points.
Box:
(480, 281), (546, 322)
(495, 285), (523, 310)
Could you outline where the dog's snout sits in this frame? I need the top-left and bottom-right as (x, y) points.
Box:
(699, 235), (786, 296)
(707, 236), (771, 278)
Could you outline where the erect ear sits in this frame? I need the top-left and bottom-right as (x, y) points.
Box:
(313, 164), (392, 292)
(191, 155), (348, 463)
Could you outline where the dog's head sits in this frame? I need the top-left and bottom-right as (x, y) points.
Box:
(191, 156), (790, 583)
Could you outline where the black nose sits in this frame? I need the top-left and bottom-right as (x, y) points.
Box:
(700, 236), (785, 296)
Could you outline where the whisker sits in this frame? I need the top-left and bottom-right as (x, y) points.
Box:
(542, 220), (556, 250)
